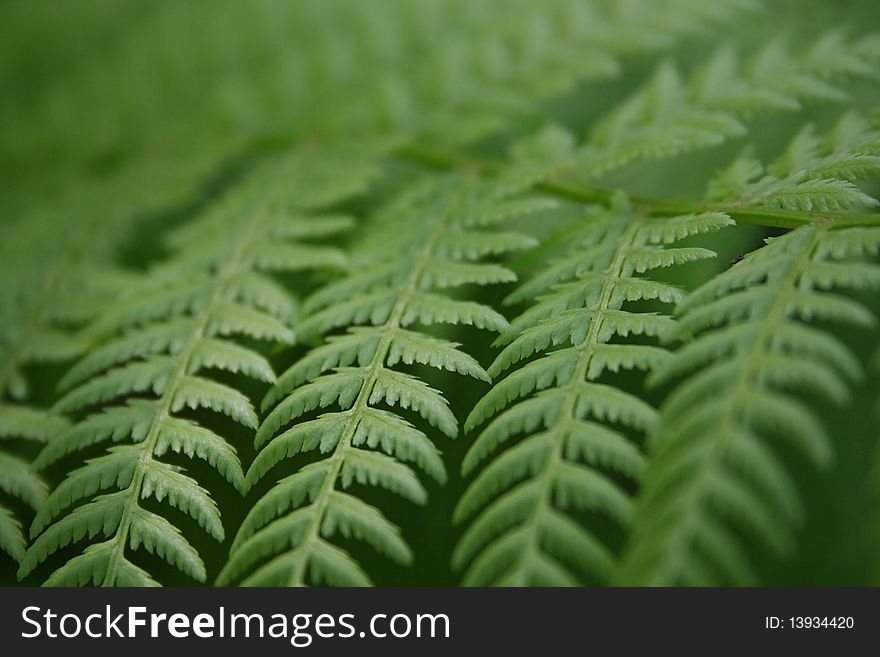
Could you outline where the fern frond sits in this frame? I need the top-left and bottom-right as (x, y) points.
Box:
(20, 145), (376, 585)
(708, 112), (880, 214)
(455, 194), (731, 585)
(580, 35), (880, 179)
(4, 0), (879, 589)
(619, 224), (880, 585)
(869, 350), (880, 585)
(220, 173), (547, 586)
(1, 0), (756, 167)
(0, 154), (219, 564)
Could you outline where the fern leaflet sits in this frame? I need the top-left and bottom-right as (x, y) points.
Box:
(619, 224), (880, 585)
(455, 194), (731, 585)
(219, 173), (546, 586)
(0, 154), (215, 564)
(19, 146), (375, 585)
(579, 34), (880, 180)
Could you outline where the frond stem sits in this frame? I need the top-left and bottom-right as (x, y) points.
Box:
(642, 225), (823, 584)
(101, 181), (275, 585)
(396, 142), (880, 230)
(510, 220), (640, 582)
(282, 188), (456, 586)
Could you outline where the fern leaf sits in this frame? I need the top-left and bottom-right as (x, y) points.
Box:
(223, 173), (545, 585)
(0, 407), (62, 446)
(709, 111), (880, 213)
(30, 448), (138, 537)
(619, 224), (880, 585)
(54, 357), (174, 414)
(369, 369), (458, 437)
(58, 320), (193, 391)
(22, 145), (374, 585)
(128, 506), (205, 582)
(32, 401), (154, 470)
(580, 36), (880, 179)
(140, 460), (224, 542)
(0, 505), (26, 563)
(5, 0), (880, 589)
(387, 330), (489, 381)
(0, 157), (218, 563)
(456, 195), (729, 585)
(172, 375), (258, 429)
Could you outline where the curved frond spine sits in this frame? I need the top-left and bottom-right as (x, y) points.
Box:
(456, 196), (730, 585)
(21, 146), (372, 585)
(580, 35), (880, 180)
(222, 173), (545, 586)
(620, 224), (880, 585)
(0, 156), (217, 563)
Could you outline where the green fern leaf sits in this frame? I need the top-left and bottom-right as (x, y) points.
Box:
(619, 225), (880, 585)
(579, 35), (880, 180)
(455, 194), (730, 585)
(21, 145), (376, 585)
(0, 155), (220, 563)
(4, 0), (880, 590)
(221, 173), (545, 586)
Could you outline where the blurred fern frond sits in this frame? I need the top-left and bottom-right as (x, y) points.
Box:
(1, 0), (879, 587)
